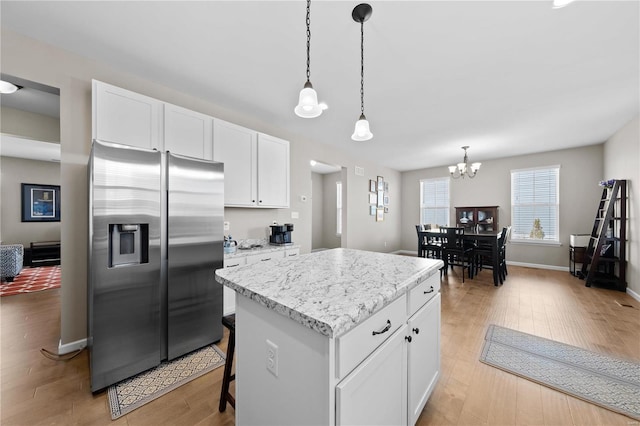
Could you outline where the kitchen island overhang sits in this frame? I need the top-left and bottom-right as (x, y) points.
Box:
(215, 248), (443, 425)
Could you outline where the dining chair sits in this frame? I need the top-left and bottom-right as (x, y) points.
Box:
(475, 227), (507, 284)
(440, 227), (474, 282)
(416, 225), (442, 260)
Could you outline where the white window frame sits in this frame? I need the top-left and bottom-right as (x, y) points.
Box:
(510, 165), (560, 245)
(419, 177), (450, 228)
(336, 181), (342, 236)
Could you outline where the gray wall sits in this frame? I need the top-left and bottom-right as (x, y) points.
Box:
(401, 145), (604, 268)
(2, 29), (402, 347)
(1, 106), (60, 141)
(604, 115), (639, 296)
(0, 156), (61, 245)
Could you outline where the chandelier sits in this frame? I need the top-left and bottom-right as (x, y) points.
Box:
(448, 146), (481, 179)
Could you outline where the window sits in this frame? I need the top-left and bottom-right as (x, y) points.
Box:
(420, 178), (450, 227)
(511, 166), (560, 243)
(336, 181), (342, 235)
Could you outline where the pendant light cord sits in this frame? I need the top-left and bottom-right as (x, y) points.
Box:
(306, 0), (311, 82)
(360, 20), (365, 115)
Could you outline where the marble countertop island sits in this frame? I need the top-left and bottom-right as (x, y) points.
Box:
(215, 248), (443, 338)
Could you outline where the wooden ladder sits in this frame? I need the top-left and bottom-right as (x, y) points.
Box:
(579, 179), (626, 288)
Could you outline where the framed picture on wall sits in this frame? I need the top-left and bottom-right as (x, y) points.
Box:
(376, 208), (384, 222)
(383, 195), (389, 206)
(21, 183), (61, 222)
(369, 179), (376, 192)
(384, 207), (389, 213)
(377, 191), (384, 207)
(384, 181), (389, 192)
(370, 205), (376, 216)
(369, 193), (377, 204)
(377, 176), (384, 191)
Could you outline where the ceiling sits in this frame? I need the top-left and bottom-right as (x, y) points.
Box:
(1, 1), (638, 172)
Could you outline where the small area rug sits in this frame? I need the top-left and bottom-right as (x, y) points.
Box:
(108, 344), (225, 420)
(0, 265), (61, 297)
(480, 324), (640, 420)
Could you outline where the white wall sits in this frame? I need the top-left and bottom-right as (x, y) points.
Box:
(604, 115), (639, 296)
(1, 29), (402, 346)
(401, 145), (604, 268)
(1, 107), (60, 141)
(311, 172), (324, 250)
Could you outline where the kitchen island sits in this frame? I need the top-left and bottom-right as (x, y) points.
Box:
(215, 248), (443, 425)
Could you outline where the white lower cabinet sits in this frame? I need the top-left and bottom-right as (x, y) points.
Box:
(233, 271), (441, 426)
(407, 294), (441, 425)
(222, 258), (245, 316)
(336, 324), (408, 426)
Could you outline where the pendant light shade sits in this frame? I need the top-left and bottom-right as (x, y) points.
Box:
(351, 3), (373, 141)
(351, 113), (373, 141)
(295, 81), (322, 118)
(294, 0), (323, 118)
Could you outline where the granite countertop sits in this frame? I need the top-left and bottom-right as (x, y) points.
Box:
(215, 248), (443, 338)
(224, 241), (300, 260)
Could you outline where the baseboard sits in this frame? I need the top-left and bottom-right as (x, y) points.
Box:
(391, 250), (417, 256)
(58, 338), (87, 355)
(505, 261), (569, 272)
(627, 287), (640, 302)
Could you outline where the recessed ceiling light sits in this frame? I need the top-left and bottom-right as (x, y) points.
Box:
(0, 80), (21, 94)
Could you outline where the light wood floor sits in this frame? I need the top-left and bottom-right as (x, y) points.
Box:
(1, 265), (638, 425)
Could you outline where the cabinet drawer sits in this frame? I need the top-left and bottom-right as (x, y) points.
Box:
(336, 294), (407, 379)
(284, 248), (300, 258)
(408, 273), (440, 316)
(245, 251), (284, 265)
(223, 258), (246, 268)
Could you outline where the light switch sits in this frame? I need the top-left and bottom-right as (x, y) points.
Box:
(291, 211), (299, 219)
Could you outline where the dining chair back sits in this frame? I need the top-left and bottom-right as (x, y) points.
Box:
(440, 227), (474, 282)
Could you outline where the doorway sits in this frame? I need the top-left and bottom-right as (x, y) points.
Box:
(310, 160), (345, 252)
(0, 74), (61, 271)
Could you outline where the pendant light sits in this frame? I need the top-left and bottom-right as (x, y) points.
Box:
(351, 3), (373, 141)
(294, 0), (323, 118)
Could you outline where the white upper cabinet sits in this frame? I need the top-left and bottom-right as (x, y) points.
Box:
(213, 119), (257, 207)
(257, 133), (290, 208)
(92, 80), (161, 150)
(214, 121), (290, 208)
(164, 104), (213, 160)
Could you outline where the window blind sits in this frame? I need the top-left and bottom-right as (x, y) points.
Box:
(511, 166), (559, 242)
(420, 178), (450, 227)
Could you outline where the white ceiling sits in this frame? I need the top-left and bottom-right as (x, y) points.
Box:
(2, 1), (638, 172)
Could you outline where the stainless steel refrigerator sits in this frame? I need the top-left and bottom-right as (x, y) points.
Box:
(88, 139), (224, 392)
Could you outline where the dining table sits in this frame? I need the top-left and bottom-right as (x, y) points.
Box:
(417, 228), (504, 286)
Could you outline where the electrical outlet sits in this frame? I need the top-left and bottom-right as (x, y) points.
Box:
(223, 221), (230, 231)
(266, 339), (278, 377)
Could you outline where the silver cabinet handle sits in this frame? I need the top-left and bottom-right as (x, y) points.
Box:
(227, 264), (240, 268)
(423, 286), (434, 294)
(372, 320), (391, 336)
(261, 258), (271, 262)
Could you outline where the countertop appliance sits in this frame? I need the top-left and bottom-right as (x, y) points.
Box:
(88, 140), (224, 392)
(270, 223), (294, 245)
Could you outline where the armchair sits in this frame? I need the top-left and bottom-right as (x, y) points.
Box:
(1, 244), (24, 282)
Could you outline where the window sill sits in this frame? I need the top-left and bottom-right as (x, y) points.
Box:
(510, 239), (562, 247)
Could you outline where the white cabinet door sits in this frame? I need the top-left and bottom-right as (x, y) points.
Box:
(336, 325), (408, 426)
(222, 258), (247, 315)
(284, 248), (300, 258)
(164, 104), (213, 160)
(213, 119), (257, 206)
(92, 80), (161, 150)
(257, 133), (290, 208)
(407, 293), (441, 425)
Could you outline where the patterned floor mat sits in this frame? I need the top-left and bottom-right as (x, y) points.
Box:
(0, 265), (61, 296)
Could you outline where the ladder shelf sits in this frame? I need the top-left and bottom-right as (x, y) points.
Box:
(578, 179), (627, 291)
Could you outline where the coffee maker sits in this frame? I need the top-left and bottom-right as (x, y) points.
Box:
(269, 223), (294, 245)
